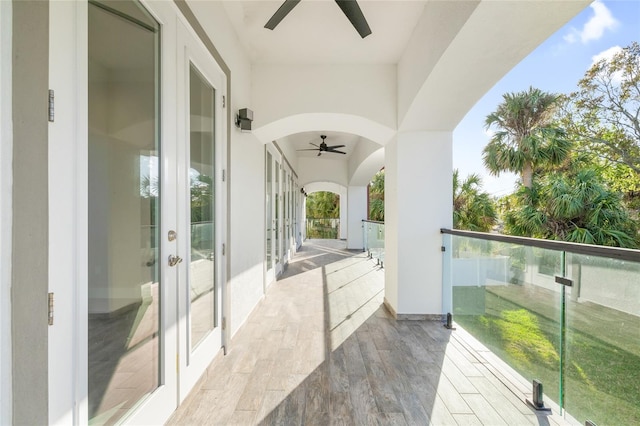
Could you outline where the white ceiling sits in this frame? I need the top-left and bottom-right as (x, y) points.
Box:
(222, 0), (427, 64)
(282, 131), (361, 159)
(222, 1), (423, 159)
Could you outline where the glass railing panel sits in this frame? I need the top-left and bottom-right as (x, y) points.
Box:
(564, 254), (640, 425)
(363, 221), (384, 265)
(451, 235), (563, 404)
(306, 218), (339, 239)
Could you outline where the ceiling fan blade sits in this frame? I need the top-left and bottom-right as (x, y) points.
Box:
(326, 144), (346, 149)
(328, 149), (347, 154)
(317, 151), (322, 157)
(297, 149), (320, 151)
(265, 0), (301, 30)
(335, 0), (372, 38)
(309, 142), (320, 148)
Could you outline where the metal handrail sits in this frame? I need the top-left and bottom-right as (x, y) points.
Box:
(441, 228), (640, 263)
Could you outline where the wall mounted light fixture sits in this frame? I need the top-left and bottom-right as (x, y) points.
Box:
(235, 108), (253, 132)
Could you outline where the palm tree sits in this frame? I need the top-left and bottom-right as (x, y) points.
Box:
(453, 170), (497, 232)
(369, 170), (384, 221)
(483, 87), (571, 188)
(306, 191), (339, 219)
(504, 167), (639, 248)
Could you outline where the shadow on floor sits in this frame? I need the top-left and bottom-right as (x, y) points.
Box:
(168, 239), (562, 425)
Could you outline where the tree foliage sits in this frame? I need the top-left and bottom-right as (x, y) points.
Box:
(369, 170), (385, 221)
(453, 170), (497, 232)
(561, 42), (640, 176)
(503, 164), (638, 248)
(190, 173), (213, 223)
(478, 48), (640, 247)
(483, 87), (572, 188)
(306, 191), (339, 219)
(559, 42), (640, 214)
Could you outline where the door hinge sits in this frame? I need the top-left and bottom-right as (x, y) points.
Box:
(222, 95), (226, 108)
(441, 246), (446, 252)
(222, 169), (226, 182)
(222, 317), (226, 330)
(222, 243), (226, 256)
(48, 292), (54, 325)
(48, 90), (55, 122)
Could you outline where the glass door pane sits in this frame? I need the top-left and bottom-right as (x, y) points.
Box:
(266, 151), (273, 267)
(88, 1), (161, 424)
(275, 161), (280, 268)
(285, 171), (290, 257)
(188, 64), (216, 350)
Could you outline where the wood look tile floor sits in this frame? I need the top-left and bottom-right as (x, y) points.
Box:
(168, 239), (569, 426)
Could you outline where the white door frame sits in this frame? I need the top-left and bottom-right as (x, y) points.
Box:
(48, 1), (88, 423)
(265, 145), (284, 278)
(175, 17), (227, 401)
(86, 1), (180, 424)
(264, 147), (276, 288)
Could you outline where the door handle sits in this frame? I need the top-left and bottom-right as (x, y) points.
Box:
(168, 255), (183, 267)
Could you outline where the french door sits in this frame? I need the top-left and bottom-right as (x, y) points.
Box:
(265, 146), (283, 283)
(265, 146), (301, 285)
(175, 18), (226, 400)
(55, 1), (227, 424)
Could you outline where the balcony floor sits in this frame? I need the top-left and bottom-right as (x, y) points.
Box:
(168, 239), (569, 425)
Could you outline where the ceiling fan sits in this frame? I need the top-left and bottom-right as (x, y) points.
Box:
(264, 0), (372, 39)
(298, 135), (346, 156)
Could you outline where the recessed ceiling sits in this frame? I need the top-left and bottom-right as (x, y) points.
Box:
(222, 1), (427, 64)
(284, 131), (362, 159)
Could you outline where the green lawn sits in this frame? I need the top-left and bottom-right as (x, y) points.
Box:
(454, 285), (640, 426)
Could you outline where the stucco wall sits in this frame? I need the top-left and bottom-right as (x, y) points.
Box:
(252, 64), (396, 131)
(298, 157), (349, 188)
(0, 1), (12, 423)
(11, 1), (49, 423)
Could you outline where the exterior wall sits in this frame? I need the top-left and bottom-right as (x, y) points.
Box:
(252, 64), (396, 131)
(383, 138), (399, 311)
(11, 0), (50, 423)
(298, 157), (349, 187)
(0, 1), (12, 423)
(228, 132), (265, 336)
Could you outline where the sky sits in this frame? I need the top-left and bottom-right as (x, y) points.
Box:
(452, 0), (640, 197)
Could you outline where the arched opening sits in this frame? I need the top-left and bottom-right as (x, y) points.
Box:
(305, 191), (341, 239)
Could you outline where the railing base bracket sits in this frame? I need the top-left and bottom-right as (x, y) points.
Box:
(525, 399), (551, 412)
(443, 313), (456, 330)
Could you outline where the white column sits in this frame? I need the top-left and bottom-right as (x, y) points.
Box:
(339, 187), (347, 240)
(384, 131), (452, 318)
(346, 186), (367, 249)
